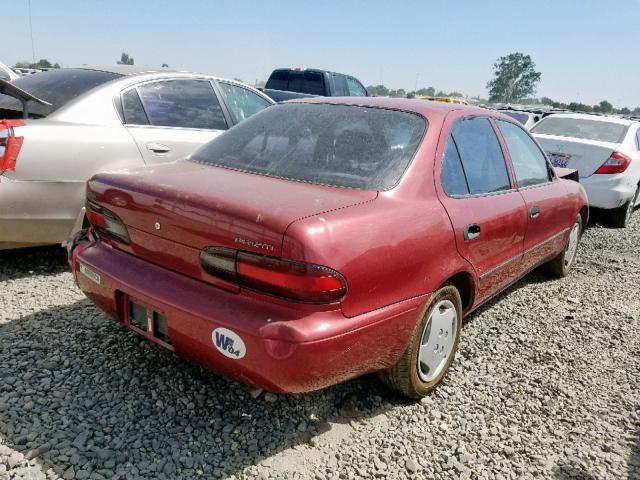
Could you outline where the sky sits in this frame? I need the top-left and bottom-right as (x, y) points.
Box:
(2, 0), (640, 108)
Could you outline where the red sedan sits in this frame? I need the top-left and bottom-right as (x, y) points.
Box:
(69, 98), (588, 398)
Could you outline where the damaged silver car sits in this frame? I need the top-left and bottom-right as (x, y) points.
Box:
(0, 66), (274, 250)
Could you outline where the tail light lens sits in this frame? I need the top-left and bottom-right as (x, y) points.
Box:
(200, 247), (347, 304)
(595, 152), (631, 174)
(86, 200), (131, 244)
(0, 120), (25, 172)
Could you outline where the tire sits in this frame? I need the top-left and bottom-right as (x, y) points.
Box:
(379, 285), (462, 399)
(609, 186), (639, 229)
(545, 214), (583, 278)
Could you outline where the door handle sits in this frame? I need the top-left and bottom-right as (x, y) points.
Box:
(146, 143), (171, 154)
(530, 206), (540, 219)
(463, 224), (481, 241)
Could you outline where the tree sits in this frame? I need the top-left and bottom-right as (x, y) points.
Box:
(598, 100), (613, 114)
(620, 107), (631, 115)
(486, 53), (541, 103)
(632, 107), (640, 116)
(366, 85), (389, 96)
(117, 53), (134, 65)
(416, 87), (435, 97)
(14, 59), (59, 69)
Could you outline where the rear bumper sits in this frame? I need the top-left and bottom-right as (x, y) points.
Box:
(581, 174), (636, 209)
(70, 238), (427, 393)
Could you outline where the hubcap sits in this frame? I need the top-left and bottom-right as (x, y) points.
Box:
(418, 299), (457, 382)
(564, 222), (580, 267)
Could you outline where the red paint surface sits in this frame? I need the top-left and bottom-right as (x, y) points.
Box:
(72, 98), (588, 393)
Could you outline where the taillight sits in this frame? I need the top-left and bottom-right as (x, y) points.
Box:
(86, 200), (131, 244)
(0, 120), (25, 172)
(200, 247), (347, 304)
(595, 152), (631, 174)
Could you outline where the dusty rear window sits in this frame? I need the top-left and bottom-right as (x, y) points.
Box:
(0, 69), (121, 117)
(190, 103), (426, 190)
(531, 116), (629, 143)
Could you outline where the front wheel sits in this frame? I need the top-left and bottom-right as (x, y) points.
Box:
(545, 215), (582, 278)
(379, 285), (462, 399)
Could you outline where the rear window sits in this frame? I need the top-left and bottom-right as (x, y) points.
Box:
(531, 116), (629, 143)
(0, 68), (121, 116)
(266, 70), (325, 95)
(190, 103), (426, 190)
(502, 111), (530, 125)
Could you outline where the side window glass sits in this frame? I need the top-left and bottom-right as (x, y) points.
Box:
(137, 80), (227, 130)
(332, 74), (349, 96)
(451, 117), (511, 195)
(219, 83), (271, 124)
(121, 89), (149, 125)
(441, 135), (469, 196)
(346, 77), (367, 96)
(636, 129), (640, 150)
(496, 120), (551, 187)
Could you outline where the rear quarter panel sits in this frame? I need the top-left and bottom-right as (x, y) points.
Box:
(281, 108), (475, 319)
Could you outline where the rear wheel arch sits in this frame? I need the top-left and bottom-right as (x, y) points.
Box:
(443, 271), (475, 313)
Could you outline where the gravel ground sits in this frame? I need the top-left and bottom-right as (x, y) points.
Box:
(0, 212), (638, 480)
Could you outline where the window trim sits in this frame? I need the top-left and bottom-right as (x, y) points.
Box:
(494, 118), (557, 191)
(439, 115), (518, 200)
(117, 77), (229, 131)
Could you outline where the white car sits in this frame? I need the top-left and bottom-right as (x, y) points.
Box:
(0, 66), (274, 250)
(532, 113), (640, 227)
(498, 109), (544, 130)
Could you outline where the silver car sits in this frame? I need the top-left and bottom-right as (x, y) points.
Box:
(0, 66), (274, 250)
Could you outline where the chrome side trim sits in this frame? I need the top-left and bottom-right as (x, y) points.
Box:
(479, 228), (569, 281)
(523, 227), (569, 257)
(479, 252), (522, 281)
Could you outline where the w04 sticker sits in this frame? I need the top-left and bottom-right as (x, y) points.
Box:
(212, 328), (246, 359)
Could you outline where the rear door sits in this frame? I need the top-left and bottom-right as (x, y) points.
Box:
(436, 116), (528, 302)
(495, 120), (574, 271)
(121, 79), (229, 165)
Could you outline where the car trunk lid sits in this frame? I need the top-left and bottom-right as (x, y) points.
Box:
(535, 134), (619, 178)
(88, 161), (377, 261)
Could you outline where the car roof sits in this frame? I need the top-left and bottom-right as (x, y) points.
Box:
(289, 96), (487, 121)
(542, 112), (637, 126)
(71, 65), (182, 76)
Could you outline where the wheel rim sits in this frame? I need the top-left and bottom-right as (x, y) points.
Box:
(418, 299), (457, 382)
(564, 222), (580, 268)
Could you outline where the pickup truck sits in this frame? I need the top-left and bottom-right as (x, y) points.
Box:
(262, 68), (368, 102)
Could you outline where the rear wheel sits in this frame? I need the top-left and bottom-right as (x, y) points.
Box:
(545, 215), (582, 278)
(609, 186), (639, 228)
(379, 285), (462, 399)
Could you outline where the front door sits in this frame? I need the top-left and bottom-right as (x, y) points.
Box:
(121, 79), (229, 165)
(436, 116), (528, 302)
(494, 119), (575, 271)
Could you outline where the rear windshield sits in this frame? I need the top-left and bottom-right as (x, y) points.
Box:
(531, 116), (628, 143)
(266, 70), (325, 95)
(0, 68), (121, 117)
(502, 111), (530, 125)
(190, 103), (426, 190)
